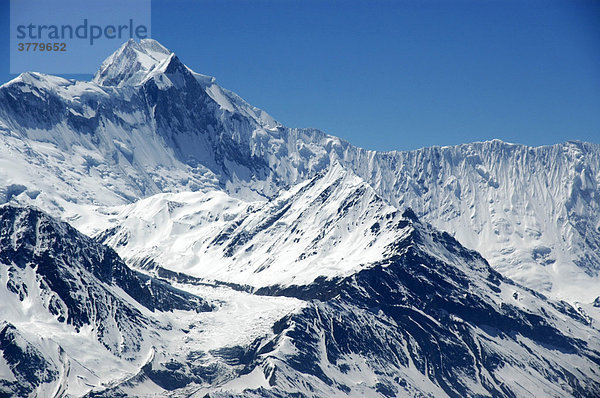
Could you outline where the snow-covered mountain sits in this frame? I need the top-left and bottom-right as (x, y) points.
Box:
(0, 39), (598, 302)
(96, 163), (410, 288)
(1, 39), (600, 397)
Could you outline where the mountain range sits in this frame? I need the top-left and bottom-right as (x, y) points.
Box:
(0, 39), (599, 397)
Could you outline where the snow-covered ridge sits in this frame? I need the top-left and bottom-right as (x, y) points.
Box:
(95, 163), (413, 288)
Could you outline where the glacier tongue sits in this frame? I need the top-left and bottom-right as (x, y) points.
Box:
(0, 204), (305, 397)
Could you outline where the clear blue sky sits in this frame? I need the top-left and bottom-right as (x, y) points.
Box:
(1, 0), (599, 151)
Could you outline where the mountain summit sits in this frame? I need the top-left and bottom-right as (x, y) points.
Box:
(93, 38), (173, 86)
(94, 38), (216, 90)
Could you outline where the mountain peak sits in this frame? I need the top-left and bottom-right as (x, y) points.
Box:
(92, 39), (173, 87)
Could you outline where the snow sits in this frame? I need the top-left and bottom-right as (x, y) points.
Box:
(159, 283), (303, 353)
(0, 353), (15, 383)
(0, 206), (306, 396)
(206, 84), (236, 112)
(0, 262), (142, 395)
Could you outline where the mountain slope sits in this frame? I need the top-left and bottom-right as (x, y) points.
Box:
(345, 140), (600, 302)
(0, 205), (211, 396)
(1, 199), (599, 396)
(242, 217), (600, 397)
(92, 205), (600, 397)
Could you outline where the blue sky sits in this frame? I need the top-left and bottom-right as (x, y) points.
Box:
(1, 0), (599, 151)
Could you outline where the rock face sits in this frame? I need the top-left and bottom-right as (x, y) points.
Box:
(247, 217), (600, 397)
(1, 39), (600, 397)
